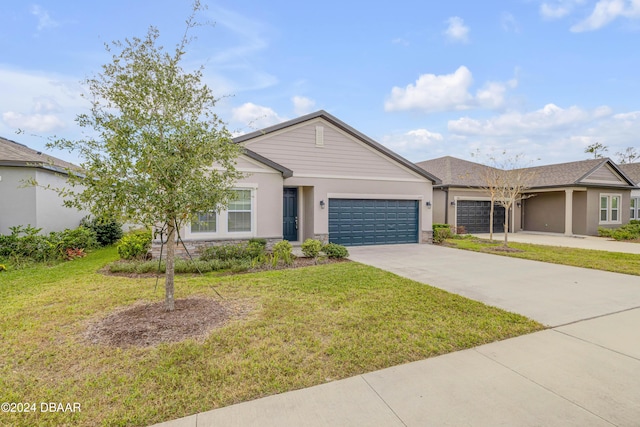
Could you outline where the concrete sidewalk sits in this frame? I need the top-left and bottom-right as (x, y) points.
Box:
(153, 309), (640, 427)
(153, 244), (640, 427)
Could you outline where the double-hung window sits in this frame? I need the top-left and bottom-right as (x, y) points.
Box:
(188, 188), (254, 237)
(599, 194), (621, 224)
(228, 189), (252, 232)
(191, 212), (216, 233)
(631, 197), (640, 220)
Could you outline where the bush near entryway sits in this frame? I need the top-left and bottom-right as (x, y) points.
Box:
(598, 220), (640, 241)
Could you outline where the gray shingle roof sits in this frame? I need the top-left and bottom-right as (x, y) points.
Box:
(0, 136), (77, 172)
(416, 156), (500, 187)
(418, 156), (635, 189)
(619, 162), (640, 185)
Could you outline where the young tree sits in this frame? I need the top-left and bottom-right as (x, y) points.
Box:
(585, 142), (608, 159)
(492, 155), (536, 247)
(478, 165), (502, 241)
(48, 3), (244, 310)
(616, 147), (639, 164)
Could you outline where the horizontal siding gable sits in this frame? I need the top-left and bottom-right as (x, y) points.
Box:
(581, 164), (628, 185)
(209, 154), (279, 174)
(243, 119), (424, 181)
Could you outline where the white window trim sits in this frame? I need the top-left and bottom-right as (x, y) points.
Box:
(184, 185), (258, 239)
(631, 197), (640, 220)
(599, 193), (622, 225)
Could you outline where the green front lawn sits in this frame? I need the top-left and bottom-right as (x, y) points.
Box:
(0, 247), (542, 426)
(445, 238), (640, 276)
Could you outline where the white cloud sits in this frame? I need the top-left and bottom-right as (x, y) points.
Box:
(448, 103), (612, 136)
(30, 5), (60, 31)
(571, 0), (640, 32)
(231, 102), (286, 129)
(385, 66), (473, 112)
(292, 96), (316, 116)
(385, 66), (517, 113)
(444, 16), (470, 43)
(2, 111), (65, 132)
(0, 67), (87, 136)
(540, 1), (577, 19)
(381, 129), (444, 161)
(501, 12), (521, 32)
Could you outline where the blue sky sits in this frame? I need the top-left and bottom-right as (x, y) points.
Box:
(1, 0), (639, 166)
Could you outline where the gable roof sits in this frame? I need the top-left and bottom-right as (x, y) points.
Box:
(418, 156), (636, 190)
(416, 156), (498, 187)
(0, 136), (77, 173)
(618, 162), (640, 185)
(233, 110), (441, 184)
(523, 158), (636, 188)
(243, 148), (293, 178)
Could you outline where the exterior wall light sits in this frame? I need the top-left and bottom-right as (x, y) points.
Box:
(320, 200), (326, 209)
(450, 201), (456, 206)
(426, 201), (432, 208)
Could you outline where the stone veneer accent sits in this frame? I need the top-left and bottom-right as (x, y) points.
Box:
(422, 230), (433, 244)
(150, 237), (282, 260)
(314, 234), (329, 245)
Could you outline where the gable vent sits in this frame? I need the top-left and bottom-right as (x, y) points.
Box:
(315, 126), (324, 147)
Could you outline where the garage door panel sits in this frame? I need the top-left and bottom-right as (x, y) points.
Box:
(329, 199), (419, 246)
(456, 200), (505, 234)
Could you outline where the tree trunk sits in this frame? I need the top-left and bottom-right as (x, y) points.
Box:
(503, 206), (509, 247)
(165, 223), (176, 311)
(489, 198), (494, 241)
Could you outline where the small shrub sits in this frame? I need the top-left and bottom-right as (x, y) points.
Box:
(301, 239), (323, 258)
(432, 223), (451, 231)
(54, 227), (98, 254)
(598, 227), (614, 238)
(81, 216), (123, 246)
(200, 243), (248, 261)
(433, 227), (453, 244)
(245, 241), (266, 259)
(248, 238), (267, 247)
(117, 229), (152, 260)
(271, 240), (294, 266)
(322, 243), (349, 258)
(630, 220), (640, 225)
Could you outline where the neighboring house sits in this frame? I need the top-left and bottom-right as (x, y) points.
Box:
(417, 156), (637, 236)
(618, 162), (640, 221)
(177, 110), (439, 253)
(0, 136), (87, 235)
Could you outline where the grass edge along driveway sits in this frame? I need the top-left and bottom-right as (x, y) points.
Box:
(0, 247), (543, 427)
(444, 238), (640, 276)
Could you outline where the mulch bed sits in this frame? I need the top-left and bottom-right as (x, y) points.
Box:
(103, 256), (350, 278)
(84, 297), (254, 348)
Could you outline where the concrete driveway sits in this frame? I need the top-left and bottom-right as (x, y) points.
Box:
(347, 243), (640, 327)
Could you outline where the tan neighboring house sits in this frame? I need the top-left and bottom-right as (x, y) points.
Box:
(178, 110), (440, 251)
(417, 156), (637, 236)
(0, 136), (87, 235)
(618, 162), (640, 221)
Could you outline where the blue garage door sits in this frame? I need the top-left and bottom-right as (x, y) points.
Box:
(329, 199), (419, 246)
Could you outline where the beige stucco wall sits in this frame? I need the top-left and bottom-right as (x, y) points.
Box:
(35, 169), (86, 233)
(432, 188), (447, 224)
